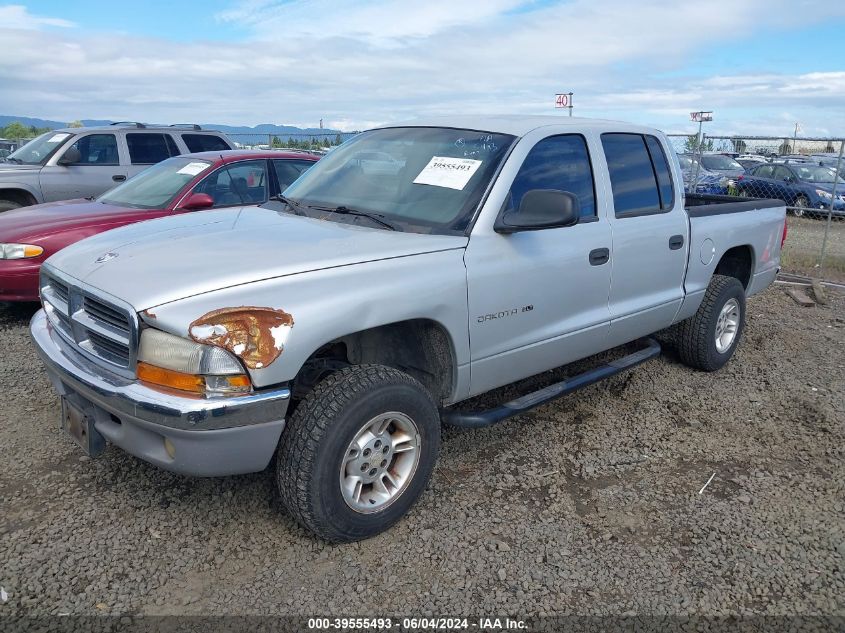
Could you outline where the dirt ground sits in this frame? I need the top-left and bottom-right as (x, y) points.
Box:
(0, 286), (843, 619)
(781, 215), (845, 283)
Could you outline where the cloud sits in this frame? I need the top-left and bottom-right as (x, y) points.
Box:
(0, 4), (75, 29)
(0, 0), (844, 135)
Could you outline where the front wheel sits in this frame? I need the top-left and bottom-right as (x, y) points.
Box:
(276, 364), (440, 542)
(0, 199), (22, 213)
(676, 274), (746, 372)
(793, 196), (809, 216)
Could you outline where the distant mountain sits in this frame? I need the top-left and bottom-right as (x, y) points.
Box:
(0, 115), (347, 136)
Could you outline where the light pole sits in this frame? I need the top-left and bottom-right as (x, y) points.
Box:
(689, 111), (713, 192)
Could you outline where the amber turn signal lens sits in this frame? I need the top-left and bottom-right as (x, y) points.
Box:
(138, 362), (205, 393)
(137, 362), (252, 395)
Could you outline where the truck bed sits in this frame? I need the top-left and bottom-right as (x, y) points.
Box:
(675, 193), (787, 324)
(685, 193), (786, 216)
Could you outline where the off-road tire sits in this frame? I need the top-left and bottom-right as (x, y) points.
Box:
(676, 274), (746, 372)
(0, 199), (22, 213)
(276, 364), (440, 543)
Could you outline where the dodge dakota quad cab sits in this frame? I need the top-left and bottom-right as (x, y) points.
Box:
(30, 116), (787, 542)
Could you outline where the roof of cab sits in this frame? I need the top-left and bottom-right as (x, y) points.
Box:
(374, 115), (662, 138)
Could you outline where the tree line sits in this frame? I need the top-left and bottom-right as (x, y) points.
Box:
(1, 120), (83, 140)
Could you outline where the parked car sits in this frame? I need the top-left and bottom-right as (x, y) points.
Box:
(698, 153), (746, 179)
(677, 154), (728, 194)
(0, 150), (317, 301)
(0, 123), (235, 212)
(736, 163), (845, 216)
(737, 158), (767, 172)
(31, 116), (786, 542)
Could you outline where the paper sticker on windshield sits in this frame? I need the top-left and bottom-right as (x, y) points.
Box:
(413, 156), (483, 190)
(177, 162), (210, 176)
(48, 133), (70, 143)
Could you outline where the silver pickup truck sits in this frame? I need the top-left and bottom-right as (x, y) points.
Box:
(30, 116), (787, 542)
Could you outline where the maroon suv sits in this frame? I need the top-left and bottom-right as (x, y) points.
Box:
(0, 150), (318, 301)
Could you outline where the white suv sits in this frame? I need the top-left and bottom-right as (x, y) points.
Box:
(0, 123), (234, 212)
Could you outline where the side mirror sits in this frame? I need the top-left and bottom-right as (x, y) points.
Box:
(494, 189), (580, 234)
(179, 192), (214, 210)
(57, 147), (81, 166)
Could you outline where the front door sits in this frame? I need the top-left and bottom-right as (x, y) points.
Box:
(39, 133), (127, 201)
(465, 133), (612, 397)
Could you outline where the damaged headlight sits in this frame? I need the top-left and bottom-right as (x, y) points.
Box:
(137, 328), (251, 396)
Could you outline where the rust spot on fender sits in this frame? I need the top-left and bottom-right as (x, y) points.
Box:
(142, 309), (157, 320)
(188, 306), (294, 369)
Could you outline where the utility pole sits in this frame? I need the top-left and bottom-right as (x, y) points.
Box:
(792, 122), (800, 154)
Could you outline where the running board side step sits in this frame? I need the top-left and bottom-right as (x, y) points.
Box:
(441, 337), (661, 429)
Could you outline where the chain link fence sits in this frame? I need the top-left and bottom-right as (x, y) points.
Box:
(667, 133), (845, 283)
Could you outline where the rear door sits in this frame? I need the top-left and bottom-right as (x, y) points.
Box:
(465, 132), (613, 395)
(39, 132), (127, 201)
(125, 132), (181, 179)
(601, 133), (688, 348)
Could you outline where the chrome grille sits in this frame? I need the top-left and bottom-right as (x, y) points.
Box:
(40, 269), (139, 376)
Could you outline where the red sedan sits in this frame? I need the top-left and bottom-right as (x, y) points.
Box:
(0, 150), (318, 302)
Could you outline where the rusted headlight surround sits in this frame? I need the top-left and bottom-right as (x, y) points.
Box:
(137, 328), (251, 396)
(0, 243), (44, 259)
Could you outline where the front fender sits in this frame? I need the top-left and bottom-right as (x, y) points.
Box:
(139, 250), (470, 392)
(0, 180), (43, 204)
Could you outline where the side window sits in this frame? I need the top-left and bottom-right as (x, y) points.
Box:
(644, 135), (674, 209)
(182, 134), (230, 153)
(755, 165), (774, 178)
(195, 160), (267, 207)
(64, 134), (119, 165)
(507, 134), (596, 219)
(273, 159), (315, 190)
(774, 166), (793, 182)
(601, 133), (661, 217)
(126, 133), (176, 165)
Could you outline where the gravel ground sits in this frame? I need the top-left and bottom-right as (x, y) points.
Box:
(1, 286), (843, 618)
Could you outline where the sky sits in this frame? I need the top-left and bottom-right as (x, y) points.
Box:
(1, 1), (844, 136)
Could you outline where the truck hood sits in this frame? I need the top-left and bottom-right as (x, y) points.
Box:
(46, 206), (469, 309)
(0, 198), (163, 242)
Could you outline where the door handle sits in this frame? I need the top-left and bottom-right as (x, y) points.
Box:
(112, 175), (126, 182)
(589, 248), (610, 266)
(669, 234), (684, 250)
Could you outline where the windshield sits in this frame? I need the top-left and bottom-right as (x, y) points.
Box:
(792, 165), (845, 184)
(281, 127), (515, 233)
(99, 157), (213, 209)
(6, 131), (75, 165)
(701, 154), (744, 171)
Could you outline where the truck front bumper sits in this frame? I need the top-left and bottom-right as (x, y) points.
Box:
(30, 309), (290, 477)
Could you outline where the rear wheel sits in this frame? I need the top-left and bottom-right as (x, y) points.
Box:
(0, 199), (22, 213)
(676, 274), (746, 372)
(276, 364), (440, 542)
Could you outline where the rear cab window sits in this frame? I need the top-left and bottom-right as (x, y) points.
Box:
(506, 134), (596, 222)
(601, 133), (675, 217)
(181, 134), (231, 153)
